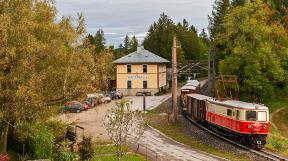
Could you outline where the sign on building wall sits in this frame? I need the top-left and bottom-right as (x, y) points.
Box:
(127, 76), (148, 79)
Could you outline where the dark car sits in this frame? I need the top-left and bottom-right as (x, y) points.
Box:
(105, 92), (117, 100)
(84, 97), (101, 107)
(107, 91), (123, 99)
(61, 101), (87, 113)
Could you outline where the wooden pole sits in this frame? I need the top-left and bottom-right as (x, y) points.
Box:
(172, 36), (178, 123)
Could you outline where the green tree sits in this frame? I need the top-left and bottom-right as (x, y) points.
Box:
(199, 29), (210, 45)
(176, 22), (208, 60)
(208, 0), (230, 39)
(103, 100), (145, 161)
(114, 44), (125, 59)
(94, 50), (115, 91)
(94, 29), (105, 54)
(208, 0), (230, 75)
(216, 2), (288, 101)
(123, 35), (130, 54)
(143, 13), (208, 65)
(129, 36), (138, 52)
(0, 0), (95, 152)
(231, 0), (245, 6)
(143, 13), (175, 61)
(189, 25), (198, 35)
(86, 34), (95, 46)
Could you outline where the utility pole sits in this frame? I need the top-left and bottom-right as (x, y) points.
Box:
(172, 36), (178, 123)
(207, 46), (216, 97)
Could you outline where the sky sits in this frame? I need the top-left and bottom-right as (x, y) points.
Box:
(55, 0), (215, 47)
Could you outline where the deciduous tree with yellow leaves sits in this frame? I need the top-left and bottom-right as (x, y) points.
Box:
(0, 0), (97, 152)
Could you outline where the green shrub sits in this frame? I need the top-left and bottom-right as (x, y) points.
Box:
(53, 141), (77, 161)
(271, 139), (284, 151)
(19, 122), (54, 159)
(45, 119), (67, 138)
(79, 137), (94, 160)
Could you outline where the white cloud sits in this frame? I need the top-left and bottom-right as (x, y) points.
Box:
(105, 32), (118, 35)
(55, 0), (215, 46)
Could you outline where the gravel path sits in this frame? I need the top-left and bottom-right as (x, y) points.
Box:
(133, 127), (224, 161)
(126, 95), (171, 111)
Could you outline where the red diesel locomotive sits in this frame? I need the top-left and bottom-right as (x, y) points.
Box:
(181, 84), (269, 150)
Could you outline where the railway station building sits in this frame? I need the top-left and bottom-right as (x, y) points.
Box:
(113, 46), (169, 96)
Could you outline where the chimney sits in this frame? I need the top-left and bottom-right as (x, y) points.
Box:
(137, 45), (144, 53)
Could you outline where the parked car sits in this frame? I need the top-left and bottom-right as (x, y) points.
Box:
(84, 97), (101, 108)
(99, 94), (112, 103)
(106, 91), (123, 99)
(105, 92), (117, 100)
(61, 101), (88, 113)
(114, 91), (123, 99)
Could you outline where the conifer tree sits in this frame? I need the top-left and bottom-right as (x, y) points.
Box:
(123, 35), (130, 54)
(94, 29), (105, 54)
(129, 36), (138, 52)
(199, 29), (210, 45)
(182, 19), (189, 29)
(143, 13), (208, 63)
(208, 0), (230, 75)
(143, 13), (175, 61)
(231, 0), (245, 6)
(208, 0), (230, 39)
(189, 25), (198, 34)
(86, 34), (95, 45)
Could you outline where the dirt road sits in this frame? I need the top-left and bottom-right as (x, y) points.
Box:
(58, 102), (115, 141)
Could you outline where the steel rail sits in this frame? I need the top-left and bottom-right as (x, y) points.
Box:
(184, 114), (287, 161)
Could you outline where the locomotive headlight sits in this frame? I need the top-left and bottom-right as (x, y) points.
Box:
(262, 125), (267, 129)
(247, 124), (252, 129)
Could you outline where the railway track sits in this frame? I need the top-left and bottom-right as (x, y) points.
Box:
(184, 114), (287, 161)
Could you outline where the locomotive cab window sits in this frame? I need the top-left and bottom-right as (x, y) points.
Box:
(258, 111), (267, 121)
(246, 111), (257, 121)
(227, 109), (232, 116)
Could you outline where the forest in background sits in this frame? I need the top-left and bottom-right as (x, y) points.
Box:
(209, 0), (288, 102)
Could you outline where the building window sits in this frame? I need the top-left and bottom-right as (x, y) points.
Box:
(127, 80), (132, 89)
(127, 64), (131, 73)
(143, 80), (147, 89)
(143, 64), (147, 73)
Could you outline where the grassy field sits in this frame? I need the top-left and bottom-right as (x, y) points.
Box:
(144, 99), (251, 161)
(93, 145), (147, 161)
(265, 96), (288, 157)
(93, 154), (147, 161)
